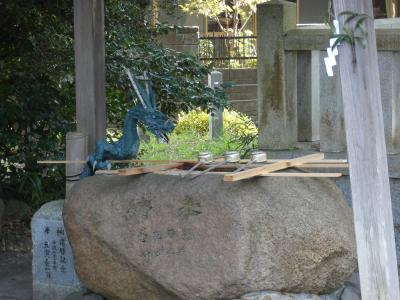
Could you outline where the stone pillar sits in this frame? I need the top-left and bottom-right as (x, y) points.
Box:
(378, 51), (400, 154)
(32, 200), (83, 300)
(208, 71), (223, 140)
(297, 50), (320, 142)
(257, 0), (297, 149)
(66, 132), (88, 196)
(319, 51), (346, 152)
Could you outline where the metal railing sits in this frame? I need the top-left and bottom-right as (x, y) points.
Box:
(199, 35), (257, 68)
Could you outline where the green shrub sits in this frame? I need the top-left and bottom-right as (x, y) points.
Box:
(139, 109), (259, 161)
(175, 109), (210, 135)
(175, 109), (258, 138)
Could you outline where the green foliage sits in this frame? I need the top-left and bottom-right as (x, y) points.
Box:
(331, 11), (371, 65)
(139, 132), (234, 161)
(0, 0), (226, 207)
(173, 108), (258, 150)
(105, 1), (227, 123)
(175, 109), (210, 135)
(180, 0), (264, 36)
(0, 0), (75, 207)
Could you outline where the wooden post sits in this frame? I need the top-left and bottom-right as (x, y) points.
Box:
(74, 0), (107, 152)
(65, 132), (88, 196)
(386, 0), (399, 18)
(332, 0), (400, 299)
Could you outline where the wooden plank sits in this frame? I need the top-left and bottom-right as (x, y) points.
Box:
(332, 0), (400, 299)
(117, 163), (184, 176)
(37, 159), (196, 164)
(238, 158), (347, 164)
(95, 168), (341, 178)
(224, 153), (324, 182)
(205, 171), (341, 178)
(38, 160), (87, 164)
(74, 0), (107, 152)
(296, 163), (348, 168)
(260, 172), (342, 178)
(95, 170), (119, 175)
(268, 158), (347, 164)
(38, 158), (346, 165)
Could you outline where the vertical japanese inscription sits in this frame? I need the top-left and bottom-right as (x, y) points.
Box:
(34, 219), (79, 285)
(130, 198), (201, 264)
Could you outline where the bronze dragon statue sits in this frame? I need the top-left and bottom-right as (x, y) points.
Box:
(81, 69), (175, 177)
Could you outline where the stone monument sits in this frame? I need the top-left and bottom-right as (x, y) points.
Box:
(31, 200), (83, 300)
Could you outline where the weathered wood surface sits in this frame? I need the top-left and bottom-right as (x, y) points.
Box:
(332, 0), (400, 299)
(37, 158), (346, 165)
(259, 172), (342, 178)
(284, 26), (400, 51)
(386, 0), (399, 18)
(117, 163), (184, 176)
(224, 153), (324, 182)
(74, 0), (107, 152)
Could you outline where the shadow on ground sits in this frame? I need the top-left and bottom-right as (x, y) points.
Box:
(0, 251), (32, 300)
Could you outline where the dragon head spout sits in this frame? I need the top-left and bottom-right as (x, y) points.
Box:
(129, 105), (174, 143)
(126, 68), (175, 143)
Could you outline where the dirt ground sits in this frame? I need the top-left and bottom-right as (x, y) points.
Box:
(0, 251), (32, 300)
(0, 200), (33, 300)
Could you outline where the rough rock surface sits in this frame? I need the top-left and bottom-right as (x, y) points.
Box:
(239, 291), (320, 300)
(64, 174), (357, 300)
(237, 271), (361, 300)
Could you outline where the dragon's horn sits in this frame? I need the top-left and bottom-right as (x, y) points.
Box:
(124, 67), (148, 109)
(142, 71), (155, 109)
(143, 72), (156, 108)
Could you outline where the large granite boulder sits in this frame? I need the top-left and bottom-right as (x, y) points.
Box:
(64, 174), (357, 300)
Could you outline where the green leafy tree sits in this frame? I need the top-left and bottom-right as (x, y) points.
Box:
(0, 0), (75, 206)
(180, 0), (266, 37)
(0, 0), (226, 206)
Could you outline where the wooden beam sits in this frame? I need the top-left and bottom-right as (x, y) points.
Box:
(260, 172), (342, 178)
(333, 0), (400, 298)
(296, 163), (348, 168)
(95, 170), (119, 175)
(37, 158), (346, 165)
(224, 153), (324, 182)
(37, 159), (195, 164)
(117, 163), (184, 176)
(74, 0), (107, 152)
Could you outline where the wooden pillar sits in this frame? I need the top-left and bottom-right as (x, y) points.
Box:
(74, 0), (107, 152)
(333, 0), (400, 299)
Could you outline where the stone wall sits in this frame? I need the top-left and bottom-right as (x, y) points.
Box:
(256, 0), (400, 153)
(284, 20), (400, 153)
(158, 26), (199, 57)
(218, 68), (258, 120)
